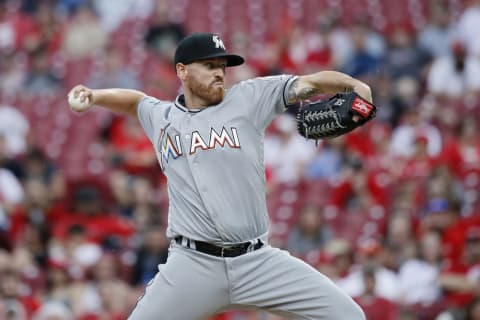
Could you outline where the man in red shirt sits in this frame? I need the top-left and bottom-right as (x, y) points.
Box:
(440, 226), (480, 308)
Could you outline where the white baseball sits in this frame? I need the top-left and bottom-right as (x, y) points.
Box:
(68, 92), (91, 112)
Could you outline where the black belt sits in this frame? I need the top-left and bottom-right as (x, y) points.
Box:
(175, 236), (263, 258)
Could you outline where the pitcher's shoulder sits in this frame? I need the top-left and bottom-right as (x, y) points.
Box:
(243, 74), (294, 83)
(137, 95), (175, 121)
(140, 95), (174, 107)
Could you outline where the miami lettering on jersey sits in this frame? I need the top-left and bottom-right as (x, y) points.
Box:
(157, 127), (241, 170)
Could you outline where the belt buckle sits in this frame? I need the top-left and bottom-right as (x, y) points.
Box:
(220, 246), (233, 257)
(220, 245), (237, 257)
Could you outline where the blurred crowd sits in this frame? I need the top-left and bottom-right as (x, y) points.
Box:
(0, 0), (480, 319)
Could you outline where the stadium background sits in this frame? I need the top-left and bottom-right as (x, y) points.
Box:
(0, 0), (480, 319)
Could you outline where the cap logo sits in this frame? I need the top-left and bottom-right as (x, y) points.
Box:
(212, 35), (226, 50)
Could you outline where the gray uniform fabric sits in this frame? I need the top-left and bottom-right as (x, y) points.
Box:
(137, 75), (295, 244)
(129, 75), (366, 319)
(129, 243), (365, 320)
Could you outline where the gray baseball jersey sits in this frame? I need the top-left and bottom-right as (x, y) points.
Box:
(137, 75), (297, 244)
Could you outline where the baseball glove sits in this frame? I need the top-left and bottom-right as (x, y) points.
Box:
(296, 92), (376, 140)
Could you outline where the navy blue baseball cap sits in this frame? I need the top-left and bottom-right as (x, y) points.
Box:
(174, 32), (244, 67)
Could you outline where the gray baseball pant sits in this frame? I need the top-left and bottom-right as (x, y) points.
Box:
(128, 242), (365, 320)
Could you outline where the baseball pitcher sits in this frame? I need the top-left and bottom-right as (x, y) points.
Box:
(68, 32), (375, 320)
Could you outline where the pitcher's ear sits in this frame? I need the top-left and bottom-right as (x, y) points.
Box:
(176, 63), (187, 81)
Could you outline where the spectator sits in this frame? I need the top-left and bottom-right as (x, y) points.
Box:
(28, 1), (64, 56)
(0, 105), (30, 157)
(353, 264), (398, 320)
(1, 299), (28, 320)
(439, 117), (480, 186)
(20, 148), (66, 201)
(87, 46), (141, 90)
(440, 226), (480, 309)
(304, 139), (345, 181)
(109, 171), (162, 231)
(0, 0), (38, 54)
(341, 21), (381, 78)
(0, 167), (24, 229)
(33, 301), (73, 320)
(0, 0), (17, 53)
(302, 18), (335, 72)
(286, 204), (334, 255)
(343, 122), (377, 161)
(382, 24), (430, 80)
(139, 1), (182, 100)
(0, 266), (40, 318)
(320, 238), (354, 281)
(367, 72), (396, 124)
(86, 254), (131, 319)
(390, 108), (442, 158)
(220, 31), (256, 85)
(23, 45), (62, 95)
(10, 247), (45, 300)
(456, 0), (480, 58)
(337, 239), (400, 302)
(12, 220), (50, 270)
(355, 122), (394, 171)
(8, 179), (59, 267)
(104, 115), (157, 175)
(432, 199), (480, 271)
(264, 114), (315, 185)
(94, 0), (154, 33)
(384, 213), (417, 269)
(61, 4), (107, 60)
(388, 75), (421, 127)
(144, 0), (185, 62)
(427, 40), (480, 101)
(274, 24), (308, 74)
(108, 170), (135, 217)
(50, 224), (103, 277)
(398, 231), (443, 306)
(398, 131), (437, 182)
(420, 198), (460, 240)
(314, 13), (353, 70)
(0, 134), (23, 178)
(423, 166), (461, 214)
(329, 158), (387, 210)
(417, 0), (455, 58)
(66, 264), (103, 317)
(130, 175), (163, 230)
(132, 225), (168, 286)
(0, 52), (26, 98)
(52, 183), (135, 245)
(350, 17), (386, 60)
(248, 38), (285, 77)
(43, 260), (71, 305)
(140, 51), (180, 99)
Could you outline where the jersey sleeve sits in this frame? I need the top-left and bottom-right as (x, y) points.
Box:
(239, 75), (297, 130)
(137, 95), (162, 143)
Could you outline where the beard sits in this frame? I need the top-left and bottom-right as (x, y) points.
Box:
(187, 76), (225, 105)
